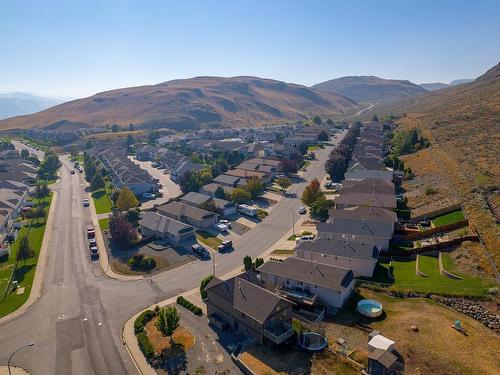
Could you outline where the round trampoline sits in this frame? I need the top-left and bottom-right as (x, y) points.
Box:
(298, 332), (328, 351)
(357, 299), (383, 318)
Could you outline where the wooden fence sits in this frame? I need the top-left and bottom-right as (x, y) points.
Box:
(411, 203), (462, 221)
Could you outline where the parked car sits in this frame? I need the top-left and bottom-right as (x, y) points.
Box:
(218, 219), (232, 229)
(89, 246), (99, 260)
(88, 238), (97, 247)
(218, 240), (233, 252)
(71, 170), (76, 175)
(298, 206), (307, 214)
(420, 220), (432, 228)
(192, 244), (210, 260)
(87, 227), (95, 239)
(141, 192), (156, 200)
(214, 223), (229, 232)
(83, 198), (90, 207)
(78, 168), (83, 173)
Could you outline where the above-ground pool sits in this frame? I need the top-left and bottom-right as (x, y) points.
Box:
(298, 332), (328, 351)
(357, 299), (383, 318)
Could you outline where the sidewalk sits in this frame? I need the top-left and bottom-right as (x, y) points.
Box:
(0, 192), (58, 326)
(0, 366), (30, 375)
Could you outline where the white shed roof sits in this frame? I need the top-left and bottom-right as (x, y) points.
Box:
(368, 335), (395, 352)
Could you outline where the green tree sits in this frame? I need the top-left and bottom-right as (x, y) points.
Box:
(200, 199), (218, 213)
(275, 177), (291, 192)
(317, 130), (329, 142)
(200, 275), (214, 299)
(298, 142), (308, 155)
(310, 196), (335, 221)
(372, 115), (379, 122)
(35, 183), (50, 199)
(20, 149), (30, 159)
(116, 188), (139, 211)
(155, 306), (180, 342)
(231, 188), (251, 204)
(85, 140), (93, 150)
(254, 257), (264, 269)
(90, 173), (105, 191)
(111, 124), (121, 132)
(312, 116), (322, 125)
(244, 177), (263, 199)
(16, 235), (34, 263)
(38, 151), (61, 179)
(243, 255), (253, 271)
(301, 178), (324, 206)
(214, 186), (226, 199)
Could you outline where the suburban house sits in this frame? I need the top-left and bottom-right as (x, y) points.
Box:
(317, 211), (394, 251)
(344, 170), (395, 183)
(212, 174), (247, 188)
(179, 191), (237, 217)
(225, 168), (272, 184)
(156, 201), (218, 229)
(334, 191), (397, 210)
(340, 179), (395, 196)
(139, 211), (195, 244)
(135, 145), (159, 161)
(200, 183), (235, 197)
(257, 257), (355, 311)
(205, 272), (296, 345)
(295, 238), (379, 278)
(170, 160), (203, 183)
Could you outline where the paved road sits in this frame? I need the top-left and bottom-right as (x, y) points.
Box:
(0, 132), (345, 375)
(11, 140), (45, 160)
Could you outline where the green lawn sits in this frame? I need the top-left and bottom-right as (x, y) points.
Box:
(91, 189), (113, 214)
(196, 231), (222, 250)
(431, 210), (465, 227)
(0, 194), (53, 318)
(368, 256), (492, 297)
(98, 218), (110, 231)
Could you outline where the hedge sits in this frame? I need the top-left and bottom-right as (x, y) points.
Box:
(200, 275), (214, 300)
(177, 296), (203, 316)
(137, 331), (155, 359)
(134, 309), (155, 333)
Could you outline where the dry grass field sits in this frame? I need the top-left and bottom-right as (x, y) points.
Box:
(144, 320), (195, 358)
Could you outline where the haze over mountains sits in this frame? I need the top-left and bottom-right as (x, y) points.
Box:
(419, 79), (474, 91)
(0, 92), (66, 120)
(312, 76), (427, 103)
(0, 77), (357, 131)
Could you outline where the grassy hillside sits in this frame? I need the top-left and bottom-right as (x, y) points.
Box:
(0, 76), (358, 131)
(379, 63), (500, 274)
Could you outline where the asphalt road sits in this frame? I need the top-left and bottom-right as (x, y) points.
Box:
(0, 132), (345, 375)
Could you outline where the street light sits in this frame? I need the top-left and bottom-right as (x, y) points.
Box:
(8, 343), (34, 375)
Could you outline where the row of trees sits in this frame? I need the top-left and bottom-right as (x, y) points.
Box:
(390, 128), (430, 157)
(83, 153), (106, 190)
(324, 121), (361, 182)
(243, 255), (264, 271)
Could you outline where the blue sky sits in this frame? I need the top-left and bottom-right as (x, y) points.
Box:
(1, 0), (499, 98)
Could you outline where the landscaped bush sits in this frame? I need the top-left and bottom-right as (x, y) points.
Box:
(137, 331), (155, 359)
(177, 296), (203, 316)
(200, 275), (214, 300)
(134, 309), (155, 333)
(128, 254), (157, 272)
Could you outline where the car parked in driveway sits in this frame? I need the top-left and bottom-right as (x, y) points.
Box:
(192, 244), (210, 260)
(218, 240), (233, 252)
(214, 223), (229, 232)
(141, 192), (156, 200)
(218, 219), (232, 229)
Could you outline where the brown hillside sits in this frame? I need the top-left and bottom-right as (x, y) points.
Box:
(0, 76), (357, 131)
(312, 75), (427, 103)
(388, 62), (500, 273)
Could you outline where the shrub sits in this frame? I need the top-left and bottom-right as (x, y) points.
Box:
(134, 309), (155, 333)
(128, 254), (156, 271)
(137, 331), (155, 359)
(177, 296), (203, 316)
(200, 275), (214, 300)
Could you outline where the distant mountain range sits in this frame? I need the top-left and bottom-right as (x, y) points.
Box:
(312, 76), (427, 104)
(0, 92), (67, 120)
(419, 79), (474, 91)
(0, 76), (357, 131)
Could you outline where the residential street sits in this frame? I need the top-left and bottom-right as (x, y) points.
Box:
(0, 133), (344, 375)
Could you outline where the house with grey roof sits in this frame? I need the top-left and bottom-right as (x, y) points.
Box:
(139, 211), (195, 244)
(212, 174), (246, 188)
(156, 201), (218, 229)
(179, 191), (237, 217)
(200, 183), (235, 198)
(344, 170), (394, 183)
(295, 238), (379, 277)
(257, 257), (355, 311)
(205, 272), (295, 345)
(170, 160), (203, 183)
(317, 214), (394, 251)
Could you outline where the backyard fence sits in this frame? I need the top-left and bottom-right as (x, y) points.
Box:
(395, 219), (468, 241)
(411, 203), (462, 221)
